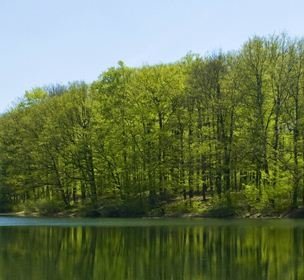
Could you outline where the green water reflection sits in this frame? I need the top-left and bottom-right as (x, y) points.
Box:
(0, 219), (303, 280)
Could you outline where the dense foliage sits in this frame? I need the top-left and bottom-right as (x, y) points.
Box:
(1, 34), (304, 215)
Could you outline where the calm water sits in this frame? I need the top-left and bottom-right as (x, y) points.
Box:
(0, 218), (303, 280)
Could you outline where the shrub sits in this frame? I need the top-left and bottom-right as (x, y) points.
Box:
(23, 201), (37, 214)
(243, 184), (269, 212)
(0, 186), (13, 212)
(35, 199), (65, 215)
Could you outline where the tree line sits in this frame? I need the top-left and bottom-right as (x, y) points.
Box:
(1, 34), (304, 214)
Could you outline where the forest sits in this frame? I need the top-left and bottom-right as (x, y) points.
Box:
(1, 34), (304, 217)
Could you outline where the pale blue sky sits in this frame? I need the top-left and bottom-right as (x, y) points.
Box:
(1, 0), (304, 112)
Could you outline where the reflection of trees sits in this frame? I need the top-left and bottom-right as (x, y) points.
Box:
(0, 223), (303, 279)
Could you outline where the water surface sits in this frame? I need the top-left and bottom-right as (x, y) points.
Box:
(0, 217), (303, 280)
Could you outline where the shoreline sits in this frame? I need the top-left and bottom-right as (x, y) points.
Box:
(1, 208), (303, 219)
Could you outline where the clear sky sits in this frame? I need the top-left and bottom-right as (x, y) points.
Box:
(1, 0), (304, 113)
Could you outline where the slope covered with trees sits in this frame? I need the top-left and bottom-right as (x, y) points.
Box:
(1, 35), (304, 216)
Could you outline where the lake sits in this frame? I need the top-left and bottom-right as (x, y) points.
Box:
(0, 218), (303, 280)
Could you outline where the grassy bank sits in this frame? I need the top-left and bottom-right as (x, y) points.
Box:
(5, 193), (304, 219)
